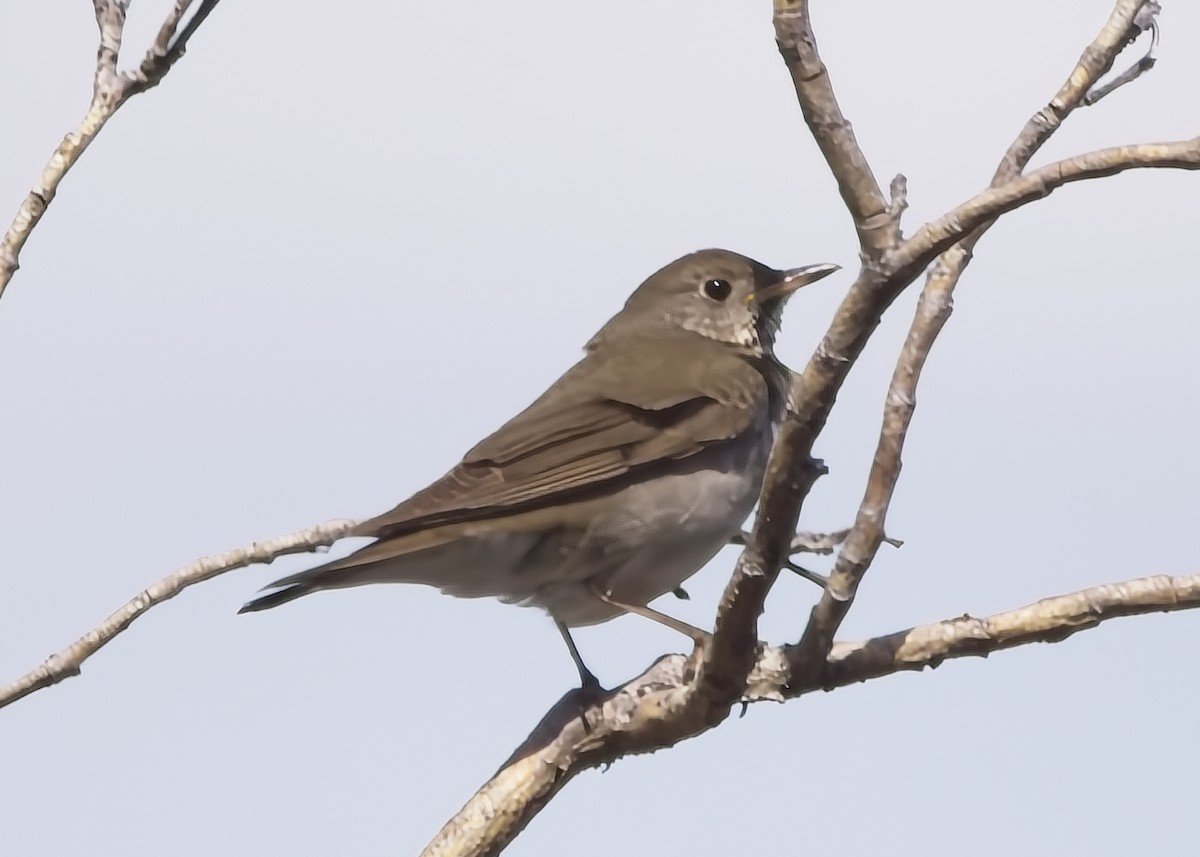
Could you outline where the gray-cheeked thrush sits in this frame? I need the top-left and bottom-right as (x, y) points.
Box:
(240, 249), (839, 686)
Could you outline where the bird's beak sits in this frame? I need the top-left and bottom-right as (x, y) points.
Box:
(749, 262), (841, 304)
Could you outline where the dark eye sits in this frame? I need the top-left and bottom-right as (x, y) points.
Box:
(701, 278), (732, 301)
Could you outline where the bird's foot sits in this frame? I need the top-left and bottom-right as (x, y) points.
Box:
(569, 677), (607, 733)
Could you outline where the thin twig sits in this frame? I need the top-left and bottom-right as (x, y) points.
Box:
(891, 139), (1200, 280)
(1085, 1), (1161, 104)
(129, 0), (223, 95)
(91, 0), (127, 91)
(0, 519), (358, 710)
(793, 255), (955, 665)
(772, 0), (894, 256)
(0, 0), (223, 301)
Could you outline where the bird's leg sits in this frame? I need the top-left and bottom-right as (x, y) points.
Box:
(591, 585), (710, 643)
(784, 560), (830, 587)
(556, 621), (603, 692)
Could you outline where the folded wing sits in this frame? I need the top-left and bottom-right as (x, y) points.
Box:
(354, 334), (769, 540)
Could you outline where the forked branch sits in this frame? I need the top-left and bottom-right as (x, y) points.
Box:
(420, 572), (1200, 857)
(0, 519), (358, 710)
(791, 0), (1174, 675)
(418, 2), (1194, 850)
(0, 0), (223, 301)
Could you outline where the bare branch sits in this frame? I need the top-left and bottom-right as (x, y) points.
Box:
(772, 0), (894, 256)
(703, 0), (1193, 731)
(92, 0), (128, 91)
(698, 0), (923, 697)
(889, 139), (1200, 280)
(0, 0), (223, 302)
(785, 141), (1200, 654)
(790, 0), (1186, 673)
(998, 0), (1157, 176)
(793, 270), (954, 667)
(421, 572), (1200, 857)
(128, 0), (223, 96)
(793, 573), (1200, 692)
(700, 451), (827, 700)
(0, 519), (358, 710)
(936, 0), (1161, 285)
(1085, 2), (1160, 105)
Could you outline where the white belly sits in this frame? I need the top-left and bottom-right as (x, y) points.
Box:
(529, 417), (774, 626)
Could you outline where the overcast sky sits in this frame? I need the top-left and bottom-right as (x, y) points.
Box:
(2, 2), (1197, 855)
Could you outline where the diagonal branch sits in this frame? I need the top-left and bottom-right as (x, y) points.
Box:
(790, 139), (1199, 670)
(699, 0), (1190, 719)
(420, 572), (1200, 857)
(1083, 1), (1160, 105)
(128, 0), (223, 95)
(999, 0), (1158, 177)
(0, 0), (223, 302)
(772, 0), (893, 256)
(789, 0), (1175, 675)
(692, 0), (910, 719)
(0, 519), (358, 710)
(420, 127), (1200, 857)
(791, 260), (953, 670)
(888, 138), (1200, 281)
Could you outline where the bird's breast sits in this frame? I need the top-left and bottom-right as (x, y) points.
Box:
(541, 410), (775, 625)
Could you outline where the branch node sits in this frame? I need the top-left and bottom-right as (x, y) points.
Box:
(46, 654), (82, 679)
(1084, 5), (1161, 106)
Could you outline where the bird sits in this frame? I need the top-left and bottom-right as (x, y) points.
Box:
(239, 249), (839, 687)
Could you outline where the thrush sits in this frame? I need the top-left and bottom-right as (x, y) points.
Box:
(240, 249), (838, 686)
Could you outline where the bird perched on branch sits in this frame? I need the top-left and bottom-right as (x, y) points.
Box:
(240, 248), (839, 687)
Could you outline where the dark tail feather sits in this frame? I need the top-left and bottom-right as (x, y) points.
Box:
(238, 584), (315, 614)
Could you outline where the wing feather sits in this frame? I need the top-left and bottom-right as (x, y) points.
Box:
(354, 335), (770, 539)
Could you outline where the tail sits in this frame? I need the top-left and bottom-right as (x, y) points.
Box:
(236, 543), (373, 615)
(236, 526), (461, 615)
(238, 583), (317, 614)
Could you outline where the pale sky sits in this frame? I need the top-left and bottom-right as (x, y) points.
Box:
(2, 2), (1197, 855)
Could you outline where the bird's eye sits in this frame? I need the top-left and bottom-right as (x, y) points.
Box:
(701, 278), (732, 301)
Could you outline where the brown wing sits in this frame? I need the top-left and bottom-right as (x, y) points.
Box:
(353, 335), (768, 540)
